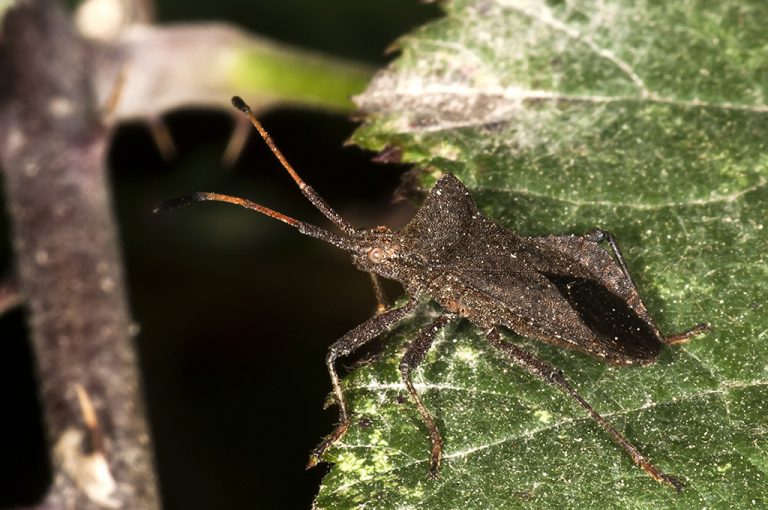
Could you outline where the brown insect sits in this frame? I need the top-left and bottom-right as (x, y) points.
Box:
(156, 96), (709, 491)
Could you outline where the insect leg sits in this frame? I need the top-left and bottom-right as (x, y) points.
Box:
(399, 314), (454, 478)
(307, 297), (419, 469)
(369, 272), (390, 314)
(663, 322), (711, 345)
(584, 228), (634, 283)
(585, 228), (711, 345)
(485, 327), (685, 491)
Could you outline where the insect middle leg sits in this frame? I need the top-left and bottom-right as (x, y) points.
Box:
(485, 327), (684, 491)
(307, 297), (418, 469)
(399, 314), (454, 478)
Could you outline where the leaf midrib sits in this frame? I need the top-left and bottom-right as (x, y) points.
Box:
(330, 378), (765, 496)
(467, 177), (767, 211)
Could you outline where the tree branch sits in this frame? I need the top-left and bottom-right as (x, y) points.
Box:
(0, 0), (372, 507)
(0, 1), (159, 508)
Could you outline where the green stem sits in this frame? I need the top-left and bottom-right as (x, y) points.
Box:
(229, 41), (373, 111)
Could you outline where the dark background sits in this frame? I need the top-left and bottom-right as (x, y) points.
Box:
(0, 1), (440, 508)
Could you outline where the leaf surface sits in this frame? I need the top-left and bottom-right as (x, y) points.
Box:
(316, 1), (768, 508)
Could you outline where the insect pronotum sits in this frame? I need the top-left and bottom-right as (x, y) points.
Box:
(156, 96), (709, 491)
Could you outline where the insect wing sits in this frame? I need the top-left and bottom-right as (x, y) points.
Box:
(453, 222), (663, 364)
(533, 234), (665, 362)
(399, 174), (663, 364)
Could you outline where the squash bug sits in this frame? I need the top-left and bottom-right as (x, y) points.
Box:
(156, 96), (709, 491)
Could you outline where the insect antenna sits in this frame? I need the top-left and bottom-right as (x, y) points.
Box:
(231, 96), (357, 235)
(154, 192), (355, 251)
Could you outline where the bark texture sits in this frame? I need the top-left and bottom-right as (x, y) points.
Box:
(0, 1), (160, 508)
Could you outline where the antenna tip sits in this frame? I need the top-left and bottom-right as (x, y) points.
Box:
(153, 195), (195, 214)
(231, 96), (249, 113)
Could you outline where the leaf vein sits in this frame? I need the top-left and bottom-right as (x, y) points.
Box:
(496, 0), (649, 95)
(474, 176), (767, 211)
(360, 85), (768, 134)
(332, 379), (767, 494)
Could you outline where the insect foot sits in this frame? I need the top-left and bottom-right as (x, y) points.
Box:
(156, 96), (711, 490)
(306, 422), (350, 470)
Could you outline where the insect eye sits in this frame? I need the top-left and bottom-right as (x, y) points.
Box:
(367, 247), (385, 263)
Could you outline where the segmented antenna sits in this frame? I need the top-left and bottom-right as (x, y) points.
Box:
(153, 192), (299, 227)
(230, 96), (356, 235)
(154, 192), (354, 251)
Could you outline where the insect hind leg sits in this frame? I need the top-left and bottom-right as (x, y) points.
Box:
(584, 228), (712, 347)
(485, 327), (685, 491)
(664, 323), (711, 345)
(583, 228), (635, 283)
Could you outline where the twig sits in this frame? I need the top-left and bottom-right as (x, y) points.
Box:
(0, 1), (160, 508)
(0, 275), (22, 316)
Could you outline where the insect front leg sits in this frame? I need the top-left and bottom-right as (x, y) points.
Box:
(307, 297), (419, 469)
(485, 327), (685, 491)
(368, 272), (390, 314)
(399, 314), (454, 478)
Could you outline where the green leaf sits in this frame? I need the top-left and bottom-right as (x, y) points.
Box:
(316, 1), (768, 508)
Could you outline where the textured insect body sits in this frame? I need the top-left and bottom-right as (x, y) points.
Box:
(158, 96), (709, 492)
(358, 174), (666, 365)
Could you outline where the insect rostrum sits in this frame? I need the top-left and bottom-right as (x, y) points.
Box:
(157, 96), (709, 492)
